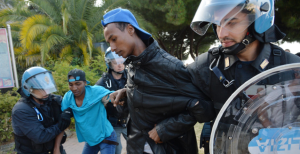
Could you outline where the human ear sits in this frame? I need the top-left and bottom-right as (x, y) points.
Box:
(127, 24), (135, 36)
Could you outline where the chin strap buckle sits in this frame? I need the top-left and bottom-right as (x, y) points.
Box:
(242, 39), (250, 45)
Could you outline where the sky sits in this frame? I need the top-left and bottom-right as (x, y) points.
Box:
(184, 41), (300, 65)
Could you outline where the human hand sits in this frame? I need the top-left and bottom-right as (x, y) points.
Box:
(58, 111), (72, 131)
(62, 107), (73, 117)
(110, 88), (127, 107)
(148, 124), (163, 144)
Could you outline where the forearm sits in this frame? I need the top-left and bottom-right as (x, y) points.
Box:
(35, 124), (62, 144)
(102, 94), (110, 106)
(53, 131), (64, 154)
(156, 111), (197, 142)
(156, 99), (214, 142)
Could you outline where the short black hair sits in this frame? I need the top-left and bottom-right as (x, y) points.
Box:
(104, 22), (140, 39)
(103, 22), (129, 31)
(295, 52), (300, 57)
(115, 22), (129, 31)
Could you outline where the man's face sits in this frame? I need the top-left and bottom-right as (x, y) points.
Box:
(111, 59), (125, 72)
(216, 9), (249, 48)
(104, 23), (134, 58)
(31, 89), (49, 99)
(68, 76), (86, 97)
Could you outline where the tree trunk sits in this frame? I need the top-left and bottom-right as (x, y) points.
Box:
(195, 36), (206, 57)
(174, 44), (179, 59)
(170, 42), (176, 56)
(157, 38), (168, 52)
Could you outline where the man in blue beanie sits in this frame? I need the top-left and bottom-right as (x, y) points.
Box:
(102, 8), (214, 154)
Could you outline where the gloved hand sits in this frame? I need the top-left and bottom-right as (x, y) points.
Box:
(57, 108), (73, 131)
(63, 107), (73, 118)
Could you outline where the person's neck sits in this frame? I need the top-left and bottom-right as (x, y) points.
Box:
(132, 38), (147, 57)
(32, 97), (44, 105)
(237, 40), (260, 61)
(111, 71), (123, 80)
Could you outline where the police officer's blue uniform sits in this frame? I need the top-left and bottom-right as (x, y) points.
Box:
(189, 0), (300, 153)
(12, 93), (65, 154)
(12, 67), (70, 154)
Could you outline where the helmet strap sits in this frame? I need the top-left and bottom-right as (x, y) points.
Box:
(111, 69), (124, 74)
(36, 97), (49, 102)
(31, 94), (49, 102)
(221, 32), (256, 55)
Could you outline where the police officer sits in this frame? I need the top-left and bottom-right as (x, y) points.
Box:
(95, 47), (128, 154)
(188, 0), (300, 153)
(12, 67), (72, 154)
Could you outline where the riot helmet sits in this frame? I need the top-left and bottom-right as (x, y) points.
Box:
(21, 67), (57, 101)
(105, 47), (126, 74)
(191, 0), (275, 55)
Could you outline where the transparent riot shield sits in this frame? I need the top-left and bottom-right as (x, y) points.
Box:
(210, 63), (300, 154)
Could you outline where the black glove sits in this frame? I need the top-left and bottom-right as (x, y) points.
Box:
(63, 107), (73, 117)
(57, 108), (73, 131)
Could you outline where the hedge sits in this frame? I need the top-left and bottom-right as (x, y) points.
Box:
(0, 54), (107, 144)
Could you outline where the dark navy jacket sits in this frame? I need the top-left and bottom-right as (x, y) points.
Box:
(188, 43), (300, 115)
(95, 70), (128, 127)
(12, 94), (62, 153)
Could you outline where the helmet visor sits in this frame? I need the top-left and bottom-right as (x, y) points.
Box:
(24, 71), (57, 97)
(105, 51), (125, 66)
(191, 0), (260, 35)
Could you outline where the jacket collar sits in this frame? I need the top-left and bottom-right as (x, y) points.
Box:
(223, 43), (271, 72)
(124, 38), (159, 66)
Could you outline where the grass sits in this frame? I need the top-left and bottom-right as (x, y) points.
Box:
(194, 123), (205, 154)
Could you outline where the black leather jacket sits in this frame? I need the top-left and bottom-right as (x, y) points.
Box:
(124, 38), (214, 154)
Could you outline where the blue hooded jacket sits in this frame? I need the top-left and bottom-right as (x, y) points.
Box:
(61, 85), (113, 146)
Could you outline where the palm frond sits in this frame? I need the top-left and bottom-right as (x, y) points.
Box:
(62, 7), (71, 35)
(77, 20), (93, 58)
(74, 0), (95, 20)
(29, 0), (61, 23)
(40, 25), (67, 64)
(20, 14), (52, 49)
(24, 47), (41, 66)
(77, 42), (89, 65)
(0, 8), (32, 24)
(59, 45), (73, 63)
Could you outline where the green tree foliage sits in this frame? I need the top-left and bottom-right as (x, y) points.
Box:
(0, 88), (20, 143)
(275, 0), (300, 42)
(0, 0), (114, 67)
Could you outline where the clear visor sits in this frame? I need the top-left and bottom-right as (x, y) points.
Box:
(191, 0), (260, 35)
(24, 72), (57, 97)
(105, 51), (125, 66)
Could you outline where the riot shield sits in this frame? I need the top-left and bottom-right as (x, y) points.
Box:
(210, 63), (300, 154)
